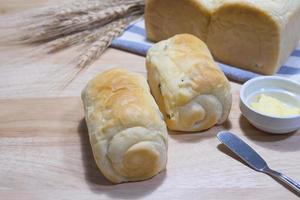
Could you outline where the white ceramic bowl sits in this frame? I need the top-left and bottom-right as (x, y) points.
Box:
(240, 76), (300, 134)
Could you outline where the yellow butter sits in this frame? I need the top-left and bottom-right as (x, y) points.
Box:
(251, 94), (300, 117)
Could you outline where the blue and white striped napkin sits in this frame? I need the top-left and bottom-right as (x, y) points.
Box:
(111, 19), (300, 83)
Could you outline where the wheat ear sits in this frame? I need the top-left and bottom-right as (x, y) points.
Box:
(43, 19), (119, 53)
(82, 21), (120, 44)
(44, 30), (92, 53)
(57, 18), (131, 88)
(22, 3), (144, 43)
(54, 0), (144, 17)
(76, 18), (131, 69)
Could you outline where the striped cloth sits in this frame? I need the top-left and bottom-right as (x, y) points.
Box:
(111, 19), (300, 83)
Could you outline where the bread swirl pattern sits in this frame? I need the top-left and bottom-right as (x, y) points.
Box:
(81, 68), (168, 183)
(146, 34), (232, 132)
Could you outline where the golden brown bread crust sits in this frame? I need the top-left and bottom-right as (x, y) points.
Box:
(207, 2), (280, 75)
(145, 0), (211, 42)
(146, 34), (232, 132)
(145, 0), (300, 75)
(81, 68), (168, 183)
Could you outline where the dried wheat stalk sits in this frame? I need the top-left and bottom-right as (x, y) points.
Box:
(76, 17), (132, 69)
(45, 30), (92, 53)
(54, 0), (144, 17)
(58, 16), (136, 87)
(44, 18), (117, 53)
(21, 3), (144, 43)
(1, 0), (145, 86)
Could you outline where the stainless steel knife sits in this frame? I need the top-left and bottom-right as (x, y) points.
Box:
(217, 131), (300, 195)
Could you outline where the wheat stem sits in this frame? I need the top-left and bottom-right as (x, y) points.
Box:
(1, 0), (145, 85)
(83, 18), (123, 43)
(76, 18), (130, 69)
(22, 3), (144, 43)
(54, 0), (144, 17)
(45, 30), (92, 53)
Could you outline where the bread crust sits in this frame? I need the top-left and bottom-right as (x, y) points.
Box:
(146, 34), (232, 132)
(81, 68), (168, 183)
(145, 0), (300, 75)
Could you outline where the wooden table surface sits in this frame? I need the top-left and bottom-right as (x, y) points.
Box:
(0, 1), (299, 200)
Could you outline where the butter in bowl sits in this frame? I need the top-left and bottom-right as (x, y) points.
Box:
(240, 76), (300, 134)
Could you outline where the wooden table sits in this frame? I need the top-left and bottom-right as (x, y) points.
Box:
(0, 1), (299, 199)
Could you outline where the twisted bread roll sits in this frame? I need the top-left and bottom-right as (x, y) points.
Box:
(81, 68), (168, 183)
(146, 34), (232, 132)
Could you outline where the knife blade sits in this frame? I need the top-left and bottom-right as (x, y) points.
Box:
(217, 131), (268, 171)
(217, 131), (300, 195)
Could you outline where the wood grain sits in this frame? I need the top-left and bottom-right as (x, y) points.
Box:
(0, 0), (48, 14)
(0, 1), (300, 200)
(0, 0), (241, 99)
(0, 0), (147, 99)
(0, 95), (299, 200)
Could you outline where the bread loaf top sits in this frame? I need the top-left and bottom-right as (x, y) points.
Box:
(146, 34), (232, 130)
(81, 68), (166, 139)
(146, 0), (300, 74)
(81, 68), (168, 183)
(147, 34), (229, 107)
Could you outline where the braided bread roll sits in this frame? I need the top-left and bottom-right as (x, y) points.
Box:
(81, 68), (168, 183)
(146, 34), (232, 132)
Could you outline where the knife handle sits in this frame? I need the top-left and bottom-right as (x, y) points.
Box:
(264, 167), (300, 195)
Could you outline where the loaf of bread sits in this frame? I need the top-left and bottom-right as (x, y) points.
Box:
(81, 68), (168, 183)
(146, 34), (232, 132)
(145, 0), (300, 75)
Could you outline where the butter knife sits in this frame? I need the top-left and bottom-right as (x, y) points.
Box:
(217, 131), (300, 195)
